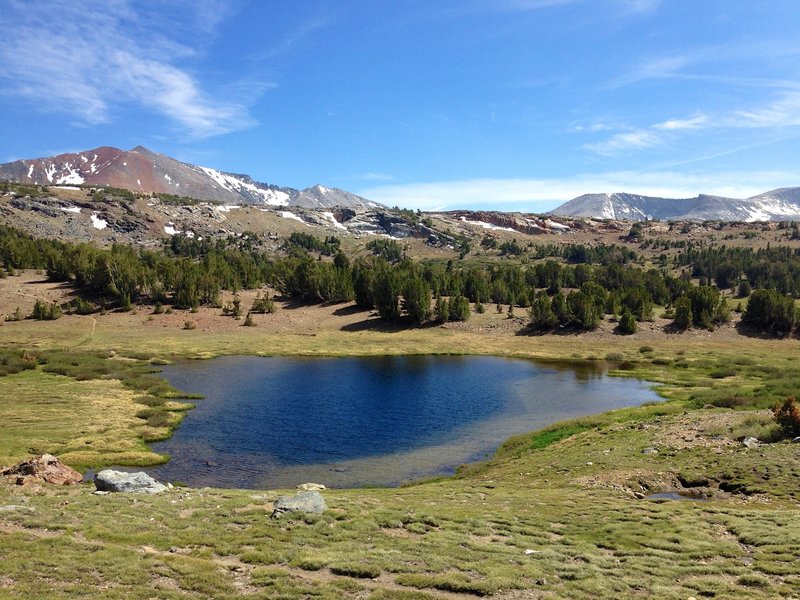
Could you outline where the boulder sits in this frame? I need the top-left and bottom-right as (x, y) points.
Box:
(741, 437), (759, 449)
(297, 482), (326, 491)
(272, 491), (326, 517)
(94, 469), (167, 494)
(641, 447), (659, 455)
(2, 454), (82, 486)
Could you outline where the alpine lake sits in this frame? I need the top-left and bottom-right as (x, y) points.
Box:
(120, 355), (664, 489)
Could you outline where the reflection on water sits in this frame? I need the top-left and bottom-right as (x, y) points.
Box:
(143, 355), (661, 489)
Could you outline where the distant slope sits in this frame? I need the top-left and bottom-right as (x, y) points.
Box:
(550, 188), (800, 222)
(0, 146), (380, 210)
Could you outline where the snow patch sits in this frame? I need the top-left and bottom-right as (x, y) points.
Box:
(196, 166), (290, 206)
(137, 179), (141, 186)
(59, 206), (81, 214)
(322, 211), (347, 230)
(27, 164), (34, 178)
(278, 211), (306, 224)
(459, 216), (516, 232)
(44, 164), (56, 183)
(56, 164), (84, 185)
(164, 223), (179, 235)
(216, 205), (241, 213)
(545, 219), (570, 231)
(90, 213), (107, 230)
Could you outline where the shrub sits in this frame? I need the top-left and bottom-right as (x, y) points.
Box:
(183, 320), (196, 330)
(638, 345), (654, 353)
(31, 299), (62, 320)
(69, 297), (94, 315)
(618, 309), (637, 334)
(5, 307), (24, 322)
(243, 312), (255, 327)
(434, 296), (449, 323)
(250, 295), (275, 314)
(673, 296), (692, 330)
(773, 397), (800, 438)
(743, 288), (795, 335)
(448, 295), (470, 321)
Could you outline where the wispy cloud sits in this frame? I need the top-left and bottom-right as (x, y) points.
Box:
(583, 90), (800, 156)
(654, 114), (708, 130)
(360, 170), (796, 212)
(357, 172), (394, 182)
(727, 91), (800, 129)
(583, 130), (662, 155)
(251, 17), (330, 61)
(0, 0), (264, 139)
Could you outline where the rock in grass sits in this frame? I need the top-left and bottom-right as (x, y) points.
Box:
(2, 454), (82, 486)
(641, 447), (659, 455)
(297, 482), (326, 491)
(94, 469), (167, 494)
(741, 437), (759, 449)
(272, 491), (326, 517)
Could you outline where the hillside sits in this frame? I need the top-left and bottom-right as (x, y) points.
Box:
(550, 188), (800, 222)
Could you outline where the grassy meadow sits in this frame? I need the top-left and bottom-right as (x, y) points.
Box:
(0, 310), (799, 598)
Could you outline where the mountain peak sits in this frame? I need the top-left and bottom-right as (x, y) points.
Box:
(551, 188), (800, 222)
(0, 145), (382, 210)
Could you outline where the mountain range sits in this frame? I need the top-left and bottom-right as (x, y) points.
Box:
(2, 146), (799, 221)
(0, 146), (381, 211)
(549, 189), (800, 222)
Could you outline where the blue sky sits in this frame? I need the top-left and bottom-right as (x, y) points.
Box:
(1, 0), (799, 211)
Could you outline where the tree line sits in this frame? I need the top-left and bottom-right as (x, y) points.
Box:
(1, 225), (798, 335)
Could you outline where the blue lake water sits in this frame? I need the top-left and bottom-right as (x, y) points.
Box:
(147, 355), (661, 489)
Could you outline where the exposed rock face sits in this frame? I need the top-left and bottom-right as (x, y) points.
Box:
(2, 454), (82, 486)
(94, 469), (167, 494)
(449, 210), (554, 235)
(272, 491), (327, 517)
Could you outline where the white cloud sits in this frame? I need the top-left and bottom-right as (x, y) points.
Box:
(357, 172), (395, 181)
(359, 170), (796, 212)
(727, 91), (800, 129)
(0, 0), (262, 139)
(654, 114), (708, 130)
(583, 130), (661, 155)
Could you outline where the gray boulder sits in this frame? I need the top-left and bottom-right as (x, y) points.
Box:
(741, 437), (759, 449)
(94, 469), (167, 494)
(272, 491), (326, 517)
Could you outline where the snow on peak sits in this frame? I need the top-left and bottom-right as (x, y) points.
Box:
(196, 166), (289, 206)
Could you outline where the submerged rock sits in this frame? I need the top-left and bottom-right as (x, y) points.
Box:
(94, 470), (167, 494)
(2, 454), (82, 486)
(272, 491), (326, 517)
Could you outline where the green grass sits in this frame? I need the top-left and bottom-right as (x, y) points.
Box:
(1, 319), (800, 596)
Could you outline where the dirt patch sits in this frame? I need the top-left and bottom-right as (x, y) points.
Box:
(652, 410), (767, 452)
